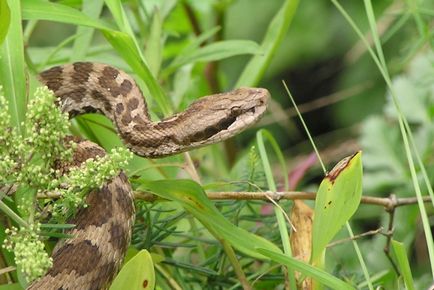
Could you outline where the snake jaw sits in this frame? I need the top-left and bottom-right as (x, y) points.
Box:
(185, 87), (270, 147)
(128, 87), (270, 158)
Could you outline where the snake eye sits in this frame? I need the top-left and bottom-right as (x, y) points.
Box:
(231, 106), (241, 114)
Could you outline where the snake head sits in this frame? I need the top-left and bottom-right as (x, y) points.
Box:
(175, 87), (270, 147)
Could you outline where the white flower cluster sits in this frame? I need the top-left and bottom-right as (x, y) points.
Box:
(0, 86), (133, 282)
(24, 87), (71, 162)
(52, 147), (133, 218)
(0, 91), (19, 184)
(3, 224), (53, 281)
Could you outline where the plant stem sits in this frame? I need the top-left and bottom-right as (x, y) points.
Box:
(0, 200), (28, 228)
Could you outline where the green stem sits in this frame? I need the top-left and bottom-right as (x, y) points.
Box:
(0, 200), (28, 228)
(346, 223), (373, 290)
(221, 239), (252, 290)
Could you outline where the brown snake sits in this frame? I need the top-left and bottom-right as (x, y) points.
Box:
(27, 62), (269, 290)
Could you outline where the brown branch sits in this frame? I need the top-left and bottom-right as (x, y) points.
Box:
(383, 194), (400, 275)
(182, 2), (201, 36)
(133, 190), (433, 210)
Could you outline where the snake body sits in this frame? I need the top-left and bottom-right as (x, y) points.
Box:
(28, 62), (269, 289)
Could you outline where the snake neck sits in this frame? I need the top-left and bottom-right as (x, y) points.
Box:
(39, 62), (270, 158)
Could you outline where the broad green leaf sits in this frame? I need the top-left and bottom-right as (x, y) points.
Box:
(110, 250), (155, 290)
(257, 248), (355, 290)
(0, 283), (22, 290)
(391, 240), (415, 290)
(140, 179), (281, 260)
(0, 0), (10, 45)
(0, 0), (26, 134)
(168, 40), (261, 73)
(311, 152), (363, 265)
(21, 0), (112, 30)
(235, 0), (299, 87)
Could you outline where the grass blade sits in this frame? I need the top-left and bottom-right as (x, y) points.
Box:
(144, 9), (163, 77)
(70, 0), (105, 61)
(102, 30), (172, 115)
(0, 0), (26, 133)
(256, 129), (296, 289)
(235, 0), (299, 87)
(22, 0), (112, 30)
(0, 0), (10, 45)
(168, 40), (261, 73)
(391, 240), (415, 290)
(140, 179), (281, 260)
(257, 248), (355, 290)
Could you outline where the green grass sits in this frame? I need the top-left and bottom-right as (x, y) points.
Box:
(0, 0), (433, 289)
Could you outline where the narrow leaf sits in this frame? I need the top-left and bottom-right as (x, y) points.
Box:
(0, 0), (10, 45)
(144, 9), (163, 77)
(169, 40), (261, 72)
(70, 0), (105, 61)
(21, 0), (112, 30)
(391, 240), (415, 290)
(236, 0), (299, 87)
(258, 248), (355, 290)
(0, 0), (26, 133)
(140, 179), (281, 260)
(102, 30), (172, 115)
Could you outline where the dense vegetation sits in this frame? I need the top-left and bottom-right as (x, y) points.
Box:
(0, 0), (433, 289)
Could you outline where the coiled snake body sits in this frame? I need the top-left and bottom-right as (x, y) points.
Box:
(28, 62), (269, 290)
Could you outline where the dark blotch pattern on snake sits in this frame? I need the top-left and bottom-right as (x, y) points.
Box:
(28, 62), (269, 289)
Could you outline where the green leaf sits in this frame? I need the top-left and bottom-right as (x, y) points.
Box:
(21, 0), (112, 30)
(110, 250), (155, 290)
(0, 0), (26, 134)
(235, 0), (299, 87)
(0, 283), (23, 290)
(144, 9), (163, 77)
(391, 240), (415, 290)
(168, 40), (261, 73)
(0, 223), (18, 283)
(104, 0), (135, 36)
(0, 0), (10, 45)
(102, 30), (172, 116)
(140, 179), (281, 260)
(257, 248), (355, 290)
(70, 0), (105, 61)
(311, 152), (363, 265)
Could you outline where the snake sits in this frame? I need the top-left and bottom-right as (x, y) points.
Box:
(27, 62), (269, 290)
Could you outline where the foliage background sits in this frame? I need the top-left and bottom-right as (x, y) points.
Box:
(0, 0), (434, 289)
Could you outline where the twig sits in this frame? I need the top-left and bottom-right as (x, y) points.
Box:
(327, 227), (383, 248)
(383, 194), (400, 275)
(0, 266), (16, 276)
(36, 189), (434, 210)
(132, 190), (433, 209)
(182, 2), (201, 36)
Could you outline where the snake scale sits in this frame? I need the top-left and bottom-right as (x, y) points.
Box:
(27, 62), (269, 290)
